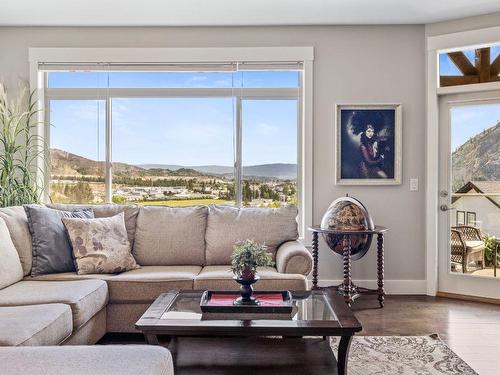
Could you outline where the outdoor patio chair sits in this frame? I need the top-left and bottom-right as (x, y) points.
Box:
(451, 226), (485, 273)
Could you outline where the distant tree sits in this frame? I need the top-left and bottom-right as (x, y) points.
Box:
(243, 181), (252, 203)
(112, 195), (127, 204)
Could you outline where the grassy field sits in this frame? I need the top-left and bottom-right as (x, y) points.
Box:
(137, 199), (229, 207)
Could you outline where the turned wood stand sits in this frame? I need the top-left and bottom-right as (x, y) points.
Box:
(308, 226), (388, 307)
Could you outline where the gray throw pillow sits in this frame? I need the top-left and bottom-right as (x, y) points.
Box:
(24, 205), (94, 276)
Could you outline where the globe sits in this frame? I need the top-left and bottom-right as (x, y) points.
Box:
(320, 196), (374, 260)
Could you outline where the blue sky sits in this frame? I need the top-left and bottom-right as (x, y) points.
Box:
(49, 71), (299, 166)
(451, 103), (500, 151)
(439, 45), (500, 76)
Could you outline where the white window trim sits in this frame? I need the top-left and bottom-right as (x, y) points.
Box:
(29, 47), (314, 242)
(426, 26), (500, 296)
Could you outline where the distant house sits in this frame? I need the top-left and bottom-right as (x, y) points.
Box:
(451, 181), (500, 236)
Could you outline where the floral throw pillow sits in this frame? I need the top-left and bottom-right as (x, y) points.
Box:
(62, 212), (140, 275)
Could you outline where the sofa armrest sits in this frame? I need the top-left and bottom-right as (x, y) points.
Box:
(275, 240), (313, 276)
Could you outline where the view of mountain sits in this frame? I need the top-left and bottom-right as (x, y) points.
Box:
(452, 121), (500, 191)
(50, 149), (297, 180)
(139, 163), (297, 179)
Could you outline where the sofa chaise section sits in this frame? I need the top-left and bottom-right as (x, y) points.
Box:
(0, 280), (108, 343)
(0, 304), (72, 346)
(0, 345), (174, 375)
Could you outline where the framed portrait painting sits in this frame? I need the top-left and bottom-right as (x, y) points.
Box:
(335, 104), (402, 185)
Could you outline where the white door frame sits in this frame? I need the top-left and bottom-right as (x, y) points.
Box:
(426, 26), (500, 295)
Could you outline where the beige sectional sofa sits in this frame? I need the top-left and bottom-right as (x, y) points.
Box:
(0, 203), (313, 347)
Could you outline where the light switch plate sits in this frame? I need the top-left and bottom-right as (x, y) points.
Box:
(410, 178), (419, 191)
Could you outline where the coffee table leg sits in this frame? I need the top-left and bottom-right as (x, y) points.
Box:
(337, 335), (353, 375)
(144, 333), (159, 345)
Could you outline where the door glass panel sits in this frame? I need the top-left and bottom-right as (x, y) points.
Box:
(450, 103), (500, 277)
(49, 100), (106, 204)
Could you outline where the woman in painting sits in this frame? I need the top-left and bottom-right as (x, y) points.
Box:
(359, 124), (388, 179)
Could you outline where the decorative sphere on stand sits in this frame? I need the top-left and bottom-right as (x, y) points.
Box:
(320, 195), (374, 260)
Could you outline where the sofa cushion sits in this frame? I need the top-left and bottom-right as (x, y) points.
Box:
(62, 213), (140, 275)
(25, 205), (95, 276)
(194, 265), (308, 291)
(0, 206), (32, 275)
(205, 205), (299, 265)
(0, 304), (72, 346)
(0, 218), (24, 290)
(134, 206), (208, 266)
(0, 280), (108, 329)
(28, 266), (201, 303)
(0, 345), (174, 375)
(47, 203), (140, 246)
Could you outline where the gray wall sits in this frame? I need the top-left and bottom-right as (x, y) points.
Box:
(0, 26), (426, 289)
(426, 11), (500, 36)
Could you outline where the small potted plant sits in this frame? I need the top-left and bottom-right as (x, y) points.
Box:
(230, 239), (274, 305)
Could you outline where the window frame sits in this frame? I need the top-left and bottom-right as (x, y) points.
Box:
(30, 47), (314, 241)
(45, 84), (300, 206)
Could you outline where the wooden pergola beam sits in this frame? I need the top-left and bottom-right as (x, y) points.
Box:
(476, 48), (491, 82)
(440, 75), (480, 87)
(441, 47), (500, 87)
(447, 51), (477, 76)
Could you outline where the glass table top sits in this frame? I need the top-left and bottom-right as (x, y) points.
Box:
(160, 291), (338, 322)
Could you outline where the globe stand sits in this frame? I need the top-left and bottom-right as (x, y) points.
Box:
(308, 226), (388, 307)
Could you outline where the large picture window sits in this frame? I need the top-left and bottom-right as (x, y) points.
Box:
(44, 65), (302, 210)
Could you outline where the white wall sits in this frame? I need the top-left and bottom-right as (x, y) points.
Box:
(0, 26), (426, 292)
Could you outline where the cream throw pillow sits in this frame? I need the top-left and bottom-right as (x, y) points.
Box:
(62, 212), (140, 275)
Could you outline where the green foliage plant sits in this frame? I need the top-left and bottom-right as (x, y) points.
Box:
(484, 234), (500, 267)
(230, 239), (274, 279)
(0, 84), (46, 207)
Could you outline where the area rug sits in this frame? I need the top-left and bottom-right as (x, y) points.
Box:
(330, 334), (477, 375)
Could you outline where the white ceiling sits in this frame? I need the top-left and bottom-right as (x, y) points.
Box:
(2, 0), (500, 27)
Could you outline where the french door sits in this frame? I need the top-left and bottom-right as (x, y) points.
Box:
(438, 91), (500, 299)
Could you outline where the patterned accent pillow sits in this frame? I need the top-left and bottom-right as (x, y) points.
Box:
(62, 212), (140, 275)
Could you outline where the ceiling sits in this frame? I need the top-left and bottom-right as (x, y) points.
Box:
(1, 0), (500, 27)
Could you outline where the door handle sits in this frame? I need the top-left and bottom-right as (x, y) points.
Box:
(440, 204), (456, 212)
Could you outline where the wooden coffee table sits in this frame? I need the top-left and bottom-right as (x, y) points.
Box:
(136, 289), (362, 375)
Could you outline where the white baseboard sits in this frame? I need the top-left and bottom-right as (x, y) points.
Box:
(314, 279), (427, 295)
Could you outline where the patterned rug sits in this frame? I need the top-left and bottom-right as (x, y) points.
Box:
(330, 335), (477, 375)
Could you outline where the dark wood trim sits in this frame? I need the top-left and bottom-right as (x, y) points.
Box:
(437, 291), (500, 305)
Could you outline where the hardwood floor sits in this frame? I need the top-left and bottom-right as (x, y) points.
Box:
(351, 295), (500, 375)
(100, 295), (500, 375)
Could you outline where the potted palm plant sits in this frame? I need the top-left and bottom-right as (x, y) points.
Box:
(230, 239), (274, 305)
